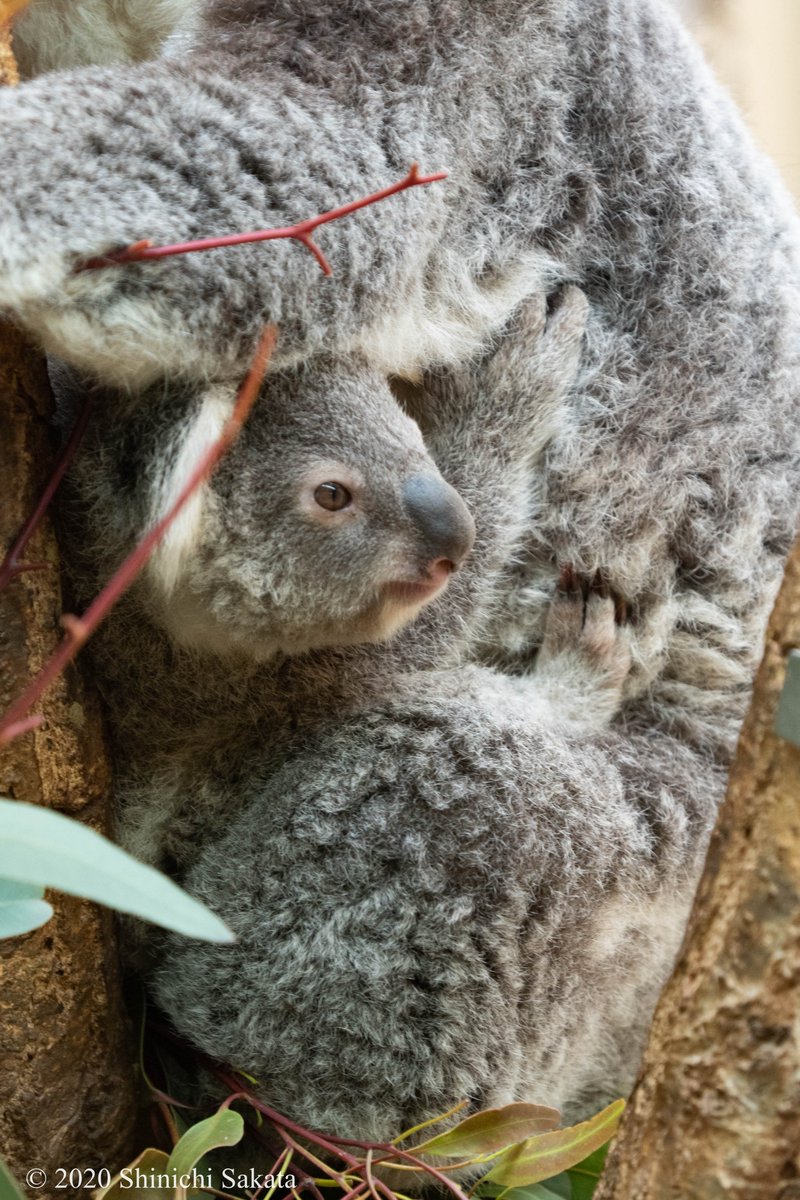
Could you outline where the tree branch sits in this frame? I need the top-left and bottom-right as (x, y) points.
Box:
(595, 538), (800, 1199)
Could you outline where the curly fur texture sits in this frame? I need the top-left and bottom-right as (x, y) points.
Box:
(14, 0), (800, 1146)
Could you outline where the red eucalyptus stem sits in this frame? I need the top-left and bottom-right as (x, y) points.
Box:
(278, 1127), (352, 1188)
(153, 1026), (472, 1200)
(214, 1067), (361, 1171)
(0, 325), (277, 748)
(0, 389), (96, 591)
(214, 1067), (469, 1200)
(80, 164), (447, 276)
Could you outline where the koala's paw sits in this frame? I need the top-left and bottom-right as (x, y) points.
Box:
(535, 567), (632, 731)
(533, 284), (589, 390)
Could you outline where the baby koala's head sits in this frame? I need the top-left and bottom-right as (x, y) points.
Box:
(133, 354), (475, 660)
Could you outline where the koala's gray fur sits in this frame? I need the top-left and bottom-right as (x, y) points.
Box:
(9, 0), (800, 1145)
(62, 354), (479, 663)
(59, 289), (656, 1142)
(63, 289), (589, 863)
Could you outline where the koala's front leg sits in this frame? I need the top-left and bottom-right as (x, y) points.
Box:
(0, 56), (450, 388)
(532, 567), (632, 734)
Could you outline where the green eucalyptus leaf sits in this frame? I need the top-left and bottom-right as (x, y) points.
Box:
(0, 897), (53, 938)
(0, 798), (233, 943)
(0, 878), (45, 903)
(484, 1101), (624, 1188)
(167, 1108), (244, 1199)
(563, 1144), (610, 1200)
(0, 1156), (27, 1200)
(414, 1102), (561, 1159)
(496, 1185), (570, 1200)
(514, 1146), (609, 1200)
(522, 1184), (570, 1200)
(0, 877), (53, 937)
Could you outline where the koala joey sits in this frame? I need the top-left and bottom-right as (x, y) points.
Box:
(67, 289), (649, 1142)
(68, 288), (587, 672)
(121, 359), (477, 662)
(67, 285), (692, 1141)
(13, 0), (800, 1147)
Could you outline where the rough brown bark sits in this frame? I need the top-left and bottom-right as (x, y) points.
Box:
(0, 24), (137, 1197)
(596, 538), (800, 1200)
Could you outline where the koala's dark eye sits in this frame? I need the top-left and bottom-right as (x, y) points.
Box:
(314, 481), (352, 512)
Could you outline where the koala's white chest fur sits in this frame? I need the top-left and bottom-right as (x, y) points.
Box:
(13, 0), (199, 77)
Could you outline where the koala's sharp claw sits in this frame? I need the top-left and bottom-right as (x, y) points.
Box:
(558, 563), (578, 594)
(589, 570), (611, 600)
(557, 565), (630, 625)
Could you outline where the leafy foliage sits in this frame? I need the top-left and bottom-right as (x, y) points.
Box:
(0, 876), (52, 938)
(100, 1020), (623, 1200)
(412, 1102), (561, 1158)
(0, 798), (233, 942)
(95, 1112), (245, 1199)
(483, 1102), (624, 1188)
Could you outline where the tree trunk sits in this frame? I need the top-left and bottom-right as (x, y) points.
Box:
(596, 538), (800, 1200)
(0, 23), (137, 1196)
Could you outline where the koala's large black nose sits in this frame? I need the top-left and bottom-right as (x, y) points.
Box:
(403, 474), (476, 567)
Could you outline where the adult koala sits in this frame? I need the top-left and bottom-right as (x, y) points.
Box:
(5, 0), (800, 1138)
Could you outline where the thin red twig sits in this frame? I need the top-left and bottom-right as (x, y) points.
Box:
(149, 1025), (472, 1200)
(214, 1066), (469, 1200)
(0, 390), (96, 591)
(80, 164), (448, 277)
(0, 325), (277, 748)
(213, 1067), (360, 1171)
(278, 1127), (351, 1188)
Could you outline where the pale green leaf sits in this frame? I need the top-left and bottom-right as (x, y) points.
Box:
(93, 1148), (172, 1199)
(0, 799), (233, 943)
(167, 1109), (244, 1199)
(482, 1145), (610, 1200)
(562, 1144), (610, 1200)
(484, 1101), (624, 1188)
(0, 896), (53, 938)
(0, 878), (45, 903)
(0, 1156), (27, 1200)
(0, 876), (54, 938)
(478, 1178), (570, 1200)
(414, 1102), (560, 1159)
(0, 877), (53, 936)
(517, 1185), (569, 1200)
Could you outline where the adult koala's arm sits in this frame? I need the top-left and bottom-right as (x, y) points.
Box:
(0, 1), (562, 389)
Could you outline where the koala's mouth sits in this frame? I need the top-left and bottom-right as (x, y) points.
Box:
(381, 559), (454, 607)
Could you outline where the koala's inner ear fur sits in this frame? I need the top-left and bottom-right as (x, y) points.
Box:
(147, 385), (233, 598)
